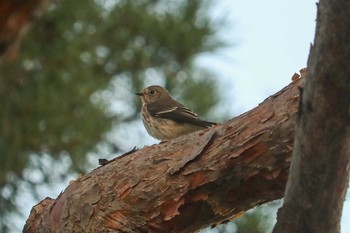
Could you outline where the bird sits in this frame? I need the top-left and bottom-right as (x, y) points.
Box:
(136, 85), (216, 141)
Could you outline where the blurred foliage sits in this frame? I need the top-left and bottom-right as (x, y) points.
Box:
(0, 0), (224, 231)
(201, 201), (281, 233)
(234, 202), (279, 233)
(0, 0), (277, 232)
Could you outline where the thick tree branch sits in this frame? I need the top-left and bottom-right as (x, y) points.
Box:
(273, 1), (350, 233)
(24, 77), (304, 233)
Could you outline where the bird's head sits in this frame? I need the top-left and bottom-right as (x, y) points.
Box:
(136, 85), (171, 104)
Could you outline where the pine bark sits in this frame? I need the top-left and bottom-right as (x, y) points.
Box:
(272, 0), (350, 232)
(24, 77), (304, 233)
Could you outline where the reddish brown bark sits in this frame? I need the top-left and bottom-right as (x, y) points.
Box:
(272, 0), (350, 233)
(24, 76), (304, 233)
(0, 0), (49, 62)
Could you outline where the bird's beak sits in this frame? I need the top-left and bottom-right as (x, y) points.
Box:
(135, 92), (144, 96)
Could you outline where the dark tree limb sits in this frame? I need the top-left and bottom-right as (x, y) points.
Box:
(24, 77), (304, 233)
(0, 0), (49, 63)
(272, 0), (350, 233)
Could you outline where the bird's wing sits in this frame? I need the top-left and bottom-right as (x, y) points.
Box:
(156, 105), (197, 118)
(147, 102), (215, 128)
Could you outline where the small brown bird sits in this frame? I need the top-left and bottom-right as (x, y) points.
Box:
(136, 85), (216, 141)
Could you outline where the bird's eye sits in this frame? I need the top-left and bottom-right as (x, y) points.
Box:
(149, 90), (156, 95)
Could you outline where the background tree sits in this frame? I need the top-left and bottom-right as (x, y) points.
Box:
(0, 0), (248, 232)
(0, 0), (291, 232)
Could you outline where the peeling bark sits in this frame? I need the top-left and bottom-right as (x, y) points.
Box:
(272, 0), (350, 233)
(24, 77), (304, 233)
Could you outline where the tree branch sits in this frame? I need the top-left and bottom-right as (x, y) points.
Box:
(24, 77), (304, 233)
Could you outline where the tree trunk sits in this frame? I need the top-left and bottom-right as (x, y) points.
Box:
(24, 77), (304, 233)
(272, 0), (350, 233)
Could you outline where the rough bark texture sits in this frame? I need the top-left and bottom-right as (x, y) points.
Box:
(24, 77), (304, 233)
(0, 0), (49, 62)
(272, 1), (350, 233)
